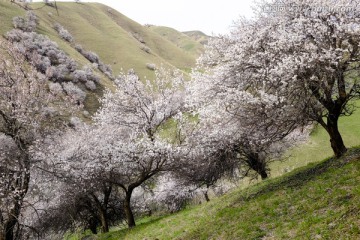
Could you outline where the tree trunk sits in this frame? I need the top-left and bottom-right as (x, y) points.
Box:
(3, 158), (30, 240)
(99, 209), (109, 233)
(327, 115), (347, 158)
(3, 200), (21, 240)
(259, 170), (268, 180)
(90, 186), (111, 233)
(87, 218), (98, 235)
(124, 191), (136, 228)
(204, 191), (210, 202)
(99, 185), (112, 233)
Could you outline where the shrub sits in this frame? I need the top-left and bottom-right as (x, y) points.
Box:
(98, 62), (114, 79)
(53, 23), (74, 43)
(66, 59), (78, 72)
(48, 82), (63, 94)
(4, 29), (23, 42)
(12, 11), (37, 32)
(12, 16), (27, 31)
(140, 44), (151, 54)
(146, 63), (156, 71)
(62, 82), (86, 103)
(132, 32), (145, 44)
(72, 70), (87, 83)
(85, 81), (96, 90)
(48, 64), (70, 81)
(83, 66), (100, 83)
(83, 51), (99, 63)
(74, 44), (84, 53)
(75, 46), (114, 80)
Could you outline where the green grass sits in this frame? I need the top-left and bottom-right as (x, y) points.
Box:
(149, 26), (205, 57)
(0, 1), (198, 114)
(76, 147), (360, 240)
(183, 30), (210, 45)
(31, 2), (196, 78)
(271, 101), (360, 177)
(0, 0), (25, 37)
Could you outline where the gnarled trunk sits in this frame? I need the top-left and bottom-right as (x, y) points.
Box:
(99, 212), (109, 233)
(246, 153), (268, 180)
(2, 154), (30, 240)
(203, 190), (210, 202)
(1, 195), (23, 240)
(259, 169), (268, 180)
(124, 191), (135, 228)
(326, 115), (347, 158)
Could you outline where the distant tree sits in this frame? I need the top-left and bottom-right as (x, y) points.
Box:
(185, 65), (301, 181)
(198, 0), (360, 158)
(144, 174), (195, 212)
(31, 176), (124, 236)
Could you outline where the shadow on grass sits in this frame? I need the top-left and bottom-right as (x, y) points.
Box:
(102, 215), (169, 239)
(241, 147), (360, 202)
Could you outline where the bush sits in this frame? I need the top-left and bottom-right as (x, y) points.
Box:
(53, 23), (74, 43)
(140, 44), (151, 54)
(72, 70), (87, 83)
(75, 45), (114, 80)
(98, 62), (114, 79)
(74, 44), (84, 53)
(85, 81), (96, 90)
(12, 11), (37, 32)
(83, 51), (99, 63)
(146, 63), (156, 71)
(48, 82), (63, 94)
(132, 32), (145, 44)
(83, 66), (100, 83)
(12, 16), (27, 31)
(62, 82), (86, 103)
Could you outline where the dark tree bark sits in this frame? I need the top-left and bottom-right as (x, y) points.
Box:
(90, 185), (112, 233)
(123, 190), (135, 228)
(326, 114), (347, 158)
(98, 209), (109, 233)
(259, 170), (268, 180)
(203, 191), (210, 202)
(245, 152), (269, 180)
(4, 199), (21, 240)
(87, 218), (98, 235)
(1, 143), (31, 240)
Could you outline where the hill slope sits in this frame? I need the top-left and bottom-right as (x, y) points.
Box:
(183, 30), (210, 45)
(33, 2), (197, 76)
(89, 148), (360, 240)
(271, 101), (360, 177)
(0, 1), (200, 113)
(0, 1), (198, 79)
(148, 26), (206, 57)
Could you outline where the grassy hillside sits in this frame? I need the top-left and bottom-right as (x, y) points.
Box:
(0, 1), (24, 36)
(0, 1), (199, 113)
(73, 147), (360, 240)
(183, 30), (210, 45)
(148, 26), (205, 57)
(1, 1), (198, 78)
(30, 2), (196, 77)
(271, 101), (360, 177)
